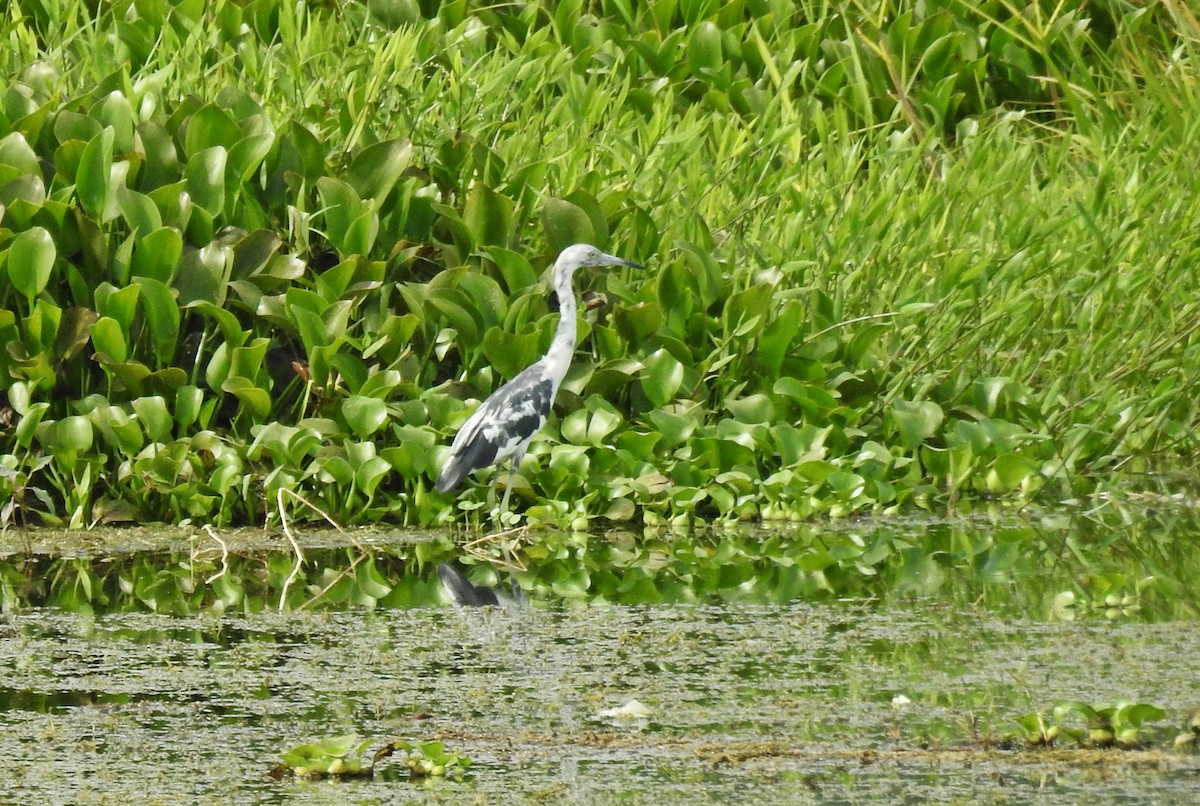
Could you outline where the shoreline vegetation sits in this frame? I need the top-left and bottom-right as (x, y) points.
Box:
(1, 1), (1198, 529)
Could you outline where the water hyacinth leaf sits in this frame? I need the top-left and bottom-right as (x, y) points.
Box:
(231, 230), (282, 279)
(542, 197), (593, 254)
(15, 402), (49, 447)
(221, 376), (271, 420)
(95, 282), (140, 332)
(463, 182), (513, 248)
(90, 316), (127, 362)
(184, 103), (242, 157)
(185, 146), (226, 217)
(0, 132), (40, 176)
(484, 246), (538, 293)
(482, 326), (541, 379)
(95, 91), (136, 153)
(8, 225), (56, 306)
(131, 395), (172, 442)
(227, 133), (275, 184)
(76, 126), (114, 221)
(175, 242), (231, 306)
(644, 408), (696, 445)
(55, 415), (94, 453)
(759, 300), (803, 378)
(890, 400), (944, 450)
(640, 348), (685, 406)
(317, 176), (377, 258)
(54, 306), (98, 363)
(1, 174), (46, 207)
(687, 20), (724, 75)
(986, 453), (1041, 492)
(117, 185), (163, 236)
(345, 138), (412, 203)
(613, 301), (663, 343)
(174, 385), (203, 428)
(343, 395), (388, 437)
(131, 226), (183, 285)
(132, 275), (180, 366)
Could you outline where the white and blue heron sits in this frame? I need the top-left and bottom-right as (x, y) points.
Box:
(435, 244), (643, 514)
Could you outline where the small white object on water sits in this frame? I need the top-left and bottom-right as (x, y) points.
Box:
(595, 699), (652, 721)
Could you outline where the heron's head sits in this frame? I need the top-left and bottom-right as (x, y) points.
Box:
(555, 244), (644, 280)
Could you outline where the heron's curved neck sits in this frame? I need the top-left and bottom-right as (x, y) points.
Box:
(543, 266), (577, 386)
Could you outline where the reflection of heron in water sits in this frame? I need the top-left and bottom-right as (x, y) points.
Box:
(437, 563), (526, 608)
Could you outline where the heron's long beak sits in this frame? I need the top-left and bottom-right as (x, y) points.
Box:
(601, 253), (644, 270)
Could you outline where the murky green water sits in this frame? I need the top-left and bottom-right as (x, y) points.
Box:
(1, 507), (1198, 803)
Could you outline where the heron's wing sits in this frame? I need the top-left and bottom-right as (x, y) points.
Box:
(435, 365), (554, 492)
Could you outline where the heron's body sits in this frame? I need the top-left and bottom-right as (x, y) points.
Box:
(435, 244), (642, 513)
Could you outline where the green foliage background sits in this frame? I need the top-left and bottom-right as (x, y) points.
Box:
(0, 0), (1198, 528)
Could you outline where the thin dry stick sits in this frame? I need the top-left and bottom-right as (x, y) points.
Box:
(803, 311), (899, 342)
(298, 550), (370, 611)
(275, 488), (356, 611)
(202, 524), (230, 585)
(463, 525), (529, 572)
(277, 488), (305, 611)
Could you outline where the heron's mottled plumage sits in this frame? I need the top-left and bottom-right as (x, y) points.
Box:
(435, 244), (643, 512)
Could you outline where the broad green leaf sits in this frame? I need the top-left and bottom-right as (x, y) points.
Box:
(94, 91), (135, 153)
(640, 348), (685, 406)
(0, 132), (40, 176)
(890, 400), (944, 451)
(131, 226), (183, 285)
(8, 225), (56, 306)
(345, 138), (412, 202)
(184, 103), (242, 156)
(133, 275), (180, 366)
(55, 415), (94, 453)
(542, 197), (593, 254)
(221, 376), (271, 420)
(463, 182), (513, 248)
(342, 395), (388, 437)
(131, 395), (172, 442)
(117, 186), (163, 236)
(184, 146), (227, 216)
(76, 126), (115, 221)
(482, 326), (541, 379)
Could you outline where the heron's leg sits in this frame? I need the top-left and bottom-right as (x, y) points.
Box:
(498, 453), (519, 517)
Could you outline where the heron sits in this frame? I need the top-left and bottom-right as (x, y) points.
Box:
(435, 244), (643, 515)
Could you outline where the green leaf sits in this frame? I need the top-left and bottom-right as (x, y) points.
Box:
(55, 415), (94, 453)
(117, 186), (163, 237)
(185, 146), (227, 217)
(342, 395), (388, 437)
(221, 376), (271, 420)
(0, 132), (40, 176)
(890, 400), (944, 451)
(482, 326), (541, 379)
(91, 316), (127, 362)
(131, 395), (172, 442)
(133, 275), (180, 366)
(463, 182), (513, 248)
(640, 348), (685, 407)
(345, 138), (412, 202)
(76, 126), (115, 221)
(8, 225), (56, 307)
(542, 197), (593, 254)
(184, 103), (243, 157)
(131, 227), (183, 285)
